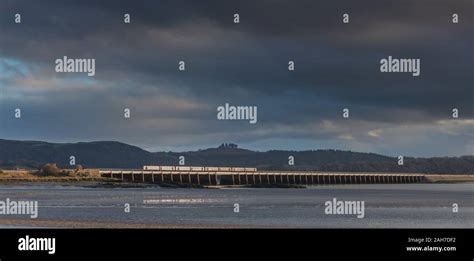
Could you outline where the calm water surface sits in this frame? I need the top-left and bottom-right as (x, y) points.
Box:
(0, 183), (472, 228)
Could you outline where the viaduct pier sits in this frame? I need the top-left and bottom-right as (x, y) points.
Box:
(99, 168), (425, 186)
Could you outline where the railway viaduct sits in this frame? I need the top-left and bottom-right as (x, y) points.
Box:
(99, 169), (425, 186)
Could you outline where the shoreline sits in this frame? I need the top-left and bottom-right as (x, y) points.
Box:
(0, 170), (473, 188)
(0, 179), (472, 189)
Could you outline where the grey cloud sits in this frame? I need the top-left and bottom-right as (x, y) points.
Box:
(0, 0), (472, 156)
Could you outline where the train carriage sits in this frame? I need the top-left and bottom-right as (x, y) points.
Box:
(143, 166), (257, 172)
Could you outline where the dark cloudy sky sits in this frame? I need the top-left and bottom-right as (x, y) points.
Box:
(0, 0), (473, 156)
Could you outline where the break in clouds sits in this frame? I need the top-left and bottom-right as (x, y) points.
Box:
(0, 0), (473, 156)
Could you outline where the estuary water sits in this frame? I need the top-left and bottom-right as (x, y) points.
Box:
(0, 183), (472, 228)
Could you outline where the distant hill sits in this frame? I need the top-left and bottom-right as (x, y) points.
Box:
(0, 139), (473, 174)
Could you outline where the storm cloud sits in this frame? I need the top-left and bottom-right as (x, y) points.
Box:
(0, 0), (473, 156)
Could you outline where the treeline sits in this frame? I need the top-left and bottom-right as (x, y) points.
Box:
(1, 139), (473, 174)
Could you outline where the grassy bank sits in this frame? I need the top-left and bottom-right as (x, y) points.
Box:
(424, 174), (474, 183)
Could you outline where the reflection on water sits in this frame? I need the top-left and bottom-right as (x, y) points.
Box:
(0, 183), (472, 228)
